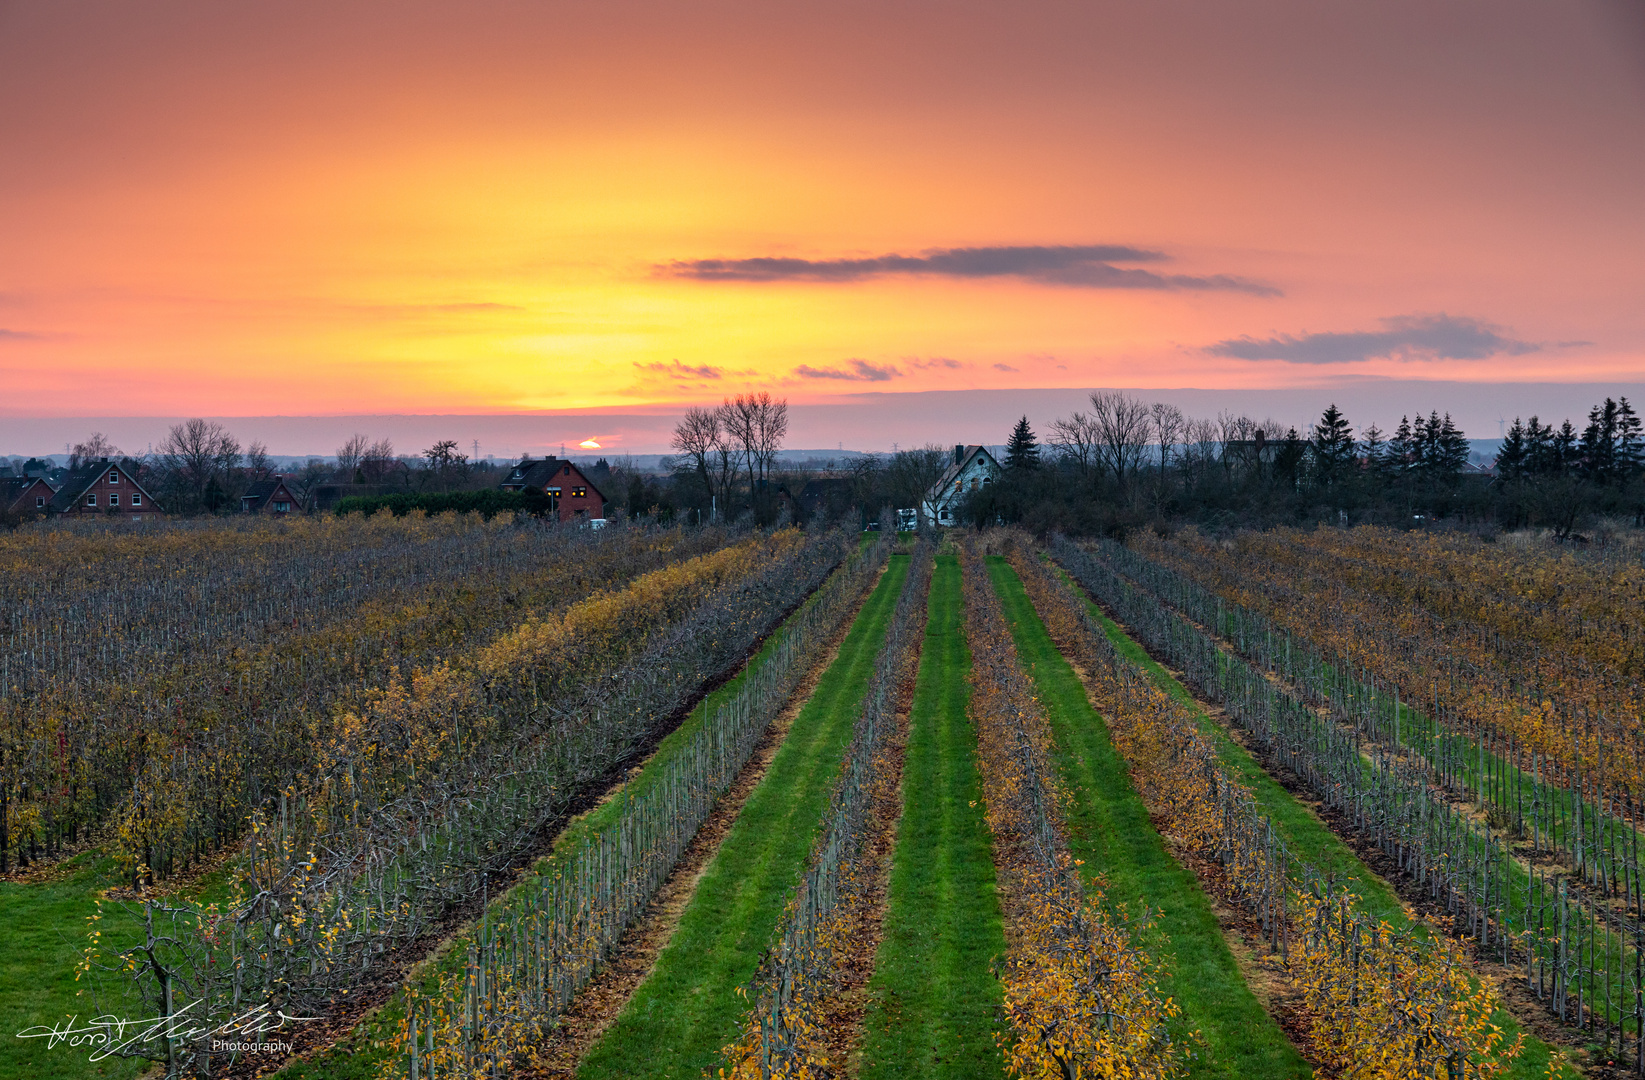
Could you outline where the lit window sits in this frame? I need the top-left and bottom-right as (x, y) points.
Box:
(86, 494), (97, 506)
(110, 494), (120, 506)
(131, 493), (142, 506)
(109, 471), (119, 484)
(547, 487), (561, 496)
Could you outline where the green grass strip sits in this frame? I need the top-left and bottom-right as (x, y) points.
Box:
(986, 557), (1311, 1080)
(0, 854), (147, 1080)
(1056, 561), (1565, 1078)
(860, 555), (1008, 1080)
(577, 555), (912, 1080)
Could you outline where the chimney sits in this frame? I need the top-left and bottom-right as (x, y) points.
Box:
(954, 444), (964, 466)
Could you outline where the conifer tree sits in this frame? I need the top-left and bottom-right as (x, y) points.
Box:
(1496, 418), (1529, 480)
(1310, 403), (1355, 488)
(1005, 415), (1041, 471)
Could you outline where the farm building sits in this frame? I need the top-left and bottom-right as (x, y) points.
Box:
(499, 457), (607, 522)
(46, 458), (163, 520)
(1, 474), (58, 516)
(922, 444), (1000, 526)
(240, 477), (301, 514)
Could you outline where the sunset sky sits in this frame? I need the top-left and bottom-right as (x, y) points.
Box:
(2, 1), (1643, 452)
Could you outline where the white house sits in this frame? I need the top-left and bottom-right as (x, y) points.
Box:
(922, 444), (1001, 526)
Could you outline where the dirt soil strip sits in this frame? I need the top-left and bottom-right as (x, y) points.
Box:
(811, 598), (925, 1074)
(1089, 596), (1610, 1078)
(524, 562), (889, 1079)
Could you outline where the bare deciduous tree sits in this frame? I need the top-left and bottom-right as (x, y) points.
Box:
(70, 432), (121, 470)
(1088, 391), (1151, 493)
(245, 440), (272, 481)
(361, 438), (398, 484)
(1049, 411), (1102, 481)
(336, 434), (370, 474)
(887, 445), (950, 529)
(671, 406), (723, 504)
(752, 394), (789, 487)
(157, 419), (241, 514)
(420, 440), (470, 492)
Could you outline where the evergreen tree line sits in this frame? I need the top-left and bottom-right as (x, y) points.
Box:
(963, 393), (1645, 538)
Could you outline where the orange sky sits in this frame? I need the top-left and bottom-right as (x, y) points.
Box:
(2, 1), (1643, 430)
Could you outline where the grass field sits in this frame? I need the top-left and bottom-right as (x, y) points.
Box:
(576, 554), (912, 1080)
(859, 554), (1008, 1080)
(986, 556), (1313, 1080)
(1055, 560), (1565, 1079)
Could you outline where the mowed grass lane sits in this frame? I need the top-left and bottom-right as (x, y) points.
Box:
(0, 854), (148, 1080)
(577, 555), (912, 1080)
(986, 557), (1312, 1080)
(1056, 560), (1563, 1079)
(860, 555), (1008, 1080)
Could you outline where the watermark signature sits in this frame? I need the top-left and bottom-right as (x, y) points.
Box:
(17, 1000), (320, 1062)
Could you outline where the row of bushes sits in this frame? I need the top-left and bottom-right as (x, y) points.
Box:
(334, 488), (562, 518)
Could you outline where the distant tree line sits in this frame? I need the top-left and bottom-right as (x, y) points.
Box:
(964, 392), (1645, 539)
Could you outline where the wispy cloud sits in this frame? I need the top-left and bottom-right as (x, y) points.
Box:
(794, 359), (902, 382)
(635, 358), (724, 380)
(993, 362), (1019, 372)
(906, 356), (964, 370)
(0, 328), (43, 341)
(660, 244), (1278, 295)
(1206, 313), (1542, 365)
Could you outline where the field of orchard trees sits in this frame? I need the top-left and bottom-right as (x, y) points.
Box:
(9, 509), (1645, 1080)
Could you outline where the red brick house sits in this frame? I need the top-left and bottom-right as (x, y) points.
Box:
(499, 457), (606, 522)
(47, 458), (164, 520)
(240, 477), (300, 514)
(1, 475), (57, 516)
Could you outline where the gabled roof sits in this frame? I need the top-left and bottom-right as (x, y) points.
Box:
(925, 445), (999, 503)
(1, 475), (56, 510)
(241, 477), (297, 510)
(48, 458), (161, 513)
(500, 457), (605, 501)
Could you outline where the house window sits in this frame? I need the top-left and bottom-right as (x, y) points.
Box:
(35, 496), (44, 508)
(547, 487), (561, 496)
(86, 494), (97, 506)
(572, 487), (587, 497)
(274, 501), (290, 512)
(131, 493), (142, 507)
(109, 494), (120, 506)
(109, 471), (119, 484)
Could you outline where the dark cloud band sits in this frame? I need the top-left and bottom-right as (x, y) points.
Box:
(660, 245), (1278, 295)
(1207, 313), (1541, 365)
(794, 359), (901, 381)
